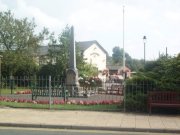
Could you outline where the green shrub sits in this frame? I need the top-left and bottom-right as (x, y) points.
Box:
(125, 76), (156, 112)
(125, 91), (147, 111)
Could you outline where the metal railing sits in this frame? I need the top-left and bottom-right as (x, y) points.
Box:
(0, 76), (157, 112)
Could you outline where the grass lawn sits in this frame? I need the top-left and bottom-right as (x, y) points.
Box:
(0, 101), (123, 111)
(0, 88), (30, 94)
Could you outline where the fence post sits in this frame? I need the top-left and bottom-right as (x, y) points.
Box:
(123, 80), (126, 112)
(64, 87), (66, 102)
(10, 76), (13, 94)
(49, 76), (52, 109)
(63, 85), (68, 103)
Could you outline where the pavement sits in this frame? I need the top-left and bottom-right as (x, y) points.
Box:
(0, 108), (180, 133)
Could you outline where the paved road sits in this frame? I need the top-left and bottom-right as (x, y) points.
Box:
(0, 127), (179, 135)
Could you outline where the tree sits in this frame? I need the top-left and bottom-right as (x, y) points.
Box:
(112, 46), (133, 66)
(0, 10), (48, 76)
(111, 46), (143, 71)
(78, 63), (98, 77)
(143, 54), (180, 90)
(46, 26), (71, 76)
(46, 25), (99, 78)
(112, 46), (123, 64)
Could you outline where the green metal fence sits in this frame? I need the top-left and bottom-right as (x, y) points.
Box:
(0, 76), (161, 112)
(0, 76), (123, 111)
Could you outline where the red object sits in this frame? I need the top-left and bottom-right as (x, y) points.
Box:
(148, 91), (180, 114)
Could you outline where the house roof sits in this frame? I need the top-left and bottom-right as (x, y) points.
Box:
(76, 40), (108, 56)
(37, 45), (61, 56)
(37, 40), (108, 56)
(107, 65), (121, 70)
(37, 46), (48, 56)
(107, 65), (131, 72)
(119, 66), (131, 72)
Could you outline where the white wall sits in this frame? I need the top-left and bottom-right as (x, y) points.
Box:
(83, 43), (106, 71)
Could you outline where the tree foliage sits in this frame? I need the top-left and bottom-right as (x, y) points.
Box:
(78, 63), (98, 78)
(39, 25), (97, 77)
(39, 26), (71, 76)
(143, 54), (180, 90)
(111, 46), (144, 71)
(0, 10), (48, 76)
(112, 46), (123, 64)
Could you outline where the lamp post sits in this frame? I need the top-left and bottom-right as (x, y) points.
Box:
(0, 55), (2, 95)
(143, 36), (147, 65)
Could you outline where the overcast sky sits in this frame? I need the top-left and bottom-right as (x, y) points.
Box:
(0, 0), (180, 60)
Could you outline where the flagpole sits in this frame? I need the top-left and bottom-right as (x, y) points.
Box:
(122, 5), (126, 112)
(123, 5), (125, 77)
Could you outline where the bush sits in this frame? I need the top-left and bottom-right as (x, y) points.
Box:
(125, 91), (147, 112)
(125, 76), (156, 112)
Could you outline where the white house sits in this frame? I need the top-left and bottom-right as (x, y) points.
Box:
(36, 40), (108, 73)
(77, 40), (108, 71)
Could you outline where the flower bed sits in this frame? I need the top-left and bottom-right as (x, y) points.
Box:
(0, 96), (122, 105)
(79, 77), (102, 88)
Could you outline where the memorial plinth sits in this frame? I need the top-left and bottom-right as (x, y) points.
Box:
(66, 26), (79, 96)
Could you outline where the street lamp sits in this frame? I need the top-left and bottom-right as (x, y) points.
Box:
(143, 36), (147, 65)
